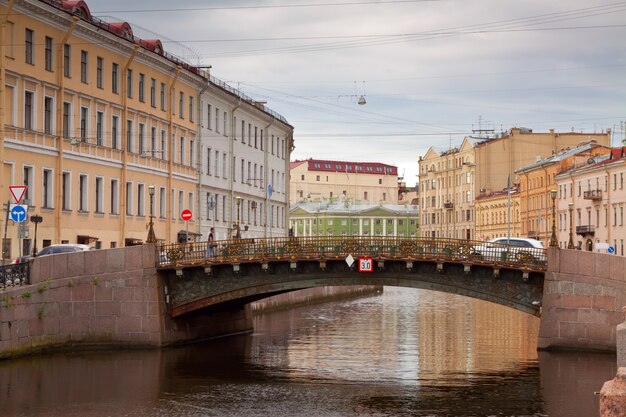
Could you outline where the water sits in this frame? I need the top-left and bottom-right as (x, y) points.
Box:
(0, 288), (617, 417)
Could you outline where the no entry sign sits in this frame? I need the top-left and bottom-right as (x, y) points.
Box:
(181, 209), (192, 221)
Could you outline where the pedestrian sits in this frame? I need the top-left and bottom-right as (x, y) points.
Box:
(207, 227), (216, 257)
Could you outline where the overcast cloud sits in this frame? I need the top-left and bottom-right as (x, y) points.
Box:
(86, 0), (626, 185)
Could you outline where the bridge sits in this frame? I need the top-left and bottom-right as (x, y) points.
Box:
(155, 236), (547, 317)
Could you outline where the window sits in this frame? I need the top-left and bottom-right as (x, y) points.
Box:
(179, 92), (184, 118)
(137, 184), (145, 216)
(214, 150), (219, 176)
(110, 179), (119, 214)
(126, 120), (133, 152)
(179, 137), (185, 164)
(80, 50), (88, 83)
(223, 111), (227, 135)
(63, 44), (70, 77)
(126, 182), (133, 215)
(160, 82), (166, 110)
(151, 127), (156, 153)
(241, 119), (245, 143)
(111, 115), (119, 149)
(79, 174), (88, 211)
(62, 102), (71, 138)
(207, 104), (212, 129)
(25, 29), (33, 64)
(112, 63), (119, 93)
(95, 177), (103, 213)
(215, 107), (220, 133)
(24, 91), (33, 130)
(189, 96), (194, 122)
(138, 123), (145, 155)
(45, 36), (53, 71)
(43, 97), (53, 135)
(159, 187), (166, 219)
(62, 172), (71, 210)
(96, 111), (104, 146)
(23, 166), (33, 204)
(207, 147), (212, 175)
(150, 78), (156, 107)
(80, 107), (88, 142)
(126, 69), (133, 98)
(138, 73), (145, 102)
(42, 169), (53, 209)
(161, 130), (167, 160)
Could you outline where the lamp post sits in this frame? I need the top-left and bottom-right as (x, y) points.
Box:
(568, 202), (575, 249)
(549, 189), (558, 247)
(30, 214), (43, 256)
(234, 196), (241, 239)
(146, 185), (157, 243)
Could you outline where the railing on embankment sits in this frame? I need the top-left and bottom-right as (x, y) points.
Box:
(0, 262), (30, 290)
(155, 236), (547, 272)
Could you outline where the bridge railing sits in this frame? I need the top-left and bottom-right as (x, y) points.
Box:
(155, 236), (547, 271)
(0, 262), (30, 289)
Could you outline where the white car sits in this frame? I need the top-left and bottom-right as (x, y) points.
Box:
(36, 244), (93, 257)
(470, 237), (547, 264)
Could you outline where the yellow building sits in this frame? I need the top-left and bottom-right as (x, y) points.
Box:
(475, 187), (521, 241)
(289, 159), (399, 206)
(1, 0), (205, 260)
(418, 128), (611, 241)
(515, 141), (611, 246)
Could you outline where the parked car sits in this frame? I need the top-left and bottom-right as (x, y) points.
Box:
(36, 244), (93, 257)
(11, 255), (32, 264)
(470, 237), (547, 263)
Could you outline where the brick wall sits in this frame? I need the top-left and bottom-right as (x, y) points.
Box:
(539, 248), (626, 351)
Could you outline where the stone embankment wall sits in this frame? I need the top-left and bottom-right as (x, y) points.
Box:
(0, 245), (252, 359)
(539, 249), (626, 352)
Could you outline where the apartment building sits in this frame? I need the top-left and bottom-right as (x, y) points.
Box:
(418, 128), (611, 241)
(475, 187), (521, 241)
(198, 77), (293, 240)
(555, 147), (626, 254)
(0, 0), (293, 262)
(515, 141), (611, 246)
(290, 159), (398, 206)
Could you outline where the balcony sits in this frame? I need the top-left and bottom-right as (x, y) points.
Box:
(576, 225), (595, 235)
(583, 189), (602, 201)
(443, 202), (454, 210)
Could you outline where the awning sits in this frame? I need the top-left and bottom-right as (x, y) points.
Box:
(77, 235), (99, 244)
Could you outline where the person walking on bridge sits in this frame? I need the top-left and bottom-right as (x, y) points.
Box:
(207, 227), (216, 257)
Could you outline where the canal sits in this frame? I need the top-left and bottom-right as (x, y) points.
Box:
(0, 287), (616, 417)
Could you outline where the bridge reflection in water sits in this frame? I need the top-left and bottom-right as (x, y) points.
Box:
(156, 237), (546, 318)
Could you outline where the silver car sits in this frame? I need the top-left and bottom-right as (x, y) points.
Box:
(470, 237), (547, 263)
(37, 244), (93, 257)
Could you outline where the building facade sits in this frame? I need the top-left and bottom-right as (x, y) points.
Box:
(289, 159), (398, 206)
(555, 147), (626, 254)
(475, 187), (521, 241)
(515, 141), (611, 246)
(198, 77), (293, 241)
(417, 128), (611, 241)
(289, 202), (419, 238)
(0, 0), (293, 262)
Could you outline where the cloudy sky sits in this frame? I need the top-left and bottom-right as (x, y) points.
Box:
(86, 0), (626, 185)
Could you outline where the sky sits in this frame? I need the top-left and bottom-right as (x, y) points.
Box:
(85, 0), (626, 186)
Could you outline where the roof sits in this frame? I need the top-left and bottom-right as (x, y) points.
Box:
(291, 159), (397, 175)
(515, 141), (605, 173)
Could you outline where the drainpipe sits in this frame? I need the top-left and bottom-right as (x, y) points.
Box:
(606, 166), (612, 249)
(196, 77), (210, 237)
(167, 66), (182, 242)
(229, 100), (242, 237)
(119, 45), (139, 246)
(54, 16), (79, 244)
(263, 118), (274, 238)
(0, 1), (15, 263)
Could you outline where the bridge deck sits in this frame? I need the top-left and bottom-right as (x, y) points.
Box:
(156, 237), (547, 273)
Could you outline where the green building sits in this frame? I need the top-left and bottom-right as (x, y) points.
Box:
(289, 202), (419, 237)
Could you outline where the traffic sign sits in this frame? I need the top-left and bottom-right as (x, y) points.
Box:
(9, 204), (28, 223)
(181, 209), (192, 221)
(9, 185), (27, 204)
(608, 246), (615, 254)
(358, 257), (374, 272)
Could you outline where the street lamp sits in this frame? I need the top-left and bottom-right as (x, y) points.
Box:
(549, 189), (558, 247)
(234, 196), (242, 239)
(30, 214), (43, 256)
(146, 185), (157, 243)
(568, 202), (575, 249)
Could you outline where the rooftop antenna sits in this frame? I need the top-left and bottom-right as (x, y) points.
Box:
(355, 81), (366, 106)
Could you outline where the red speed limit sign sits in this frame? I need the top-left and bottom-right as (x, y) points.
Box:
(358, 257), (374, 272)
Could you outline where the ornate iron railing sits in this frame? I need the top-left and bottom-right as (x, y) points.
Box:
(156, 236), (547, 271)
(0, 262), (30, 289)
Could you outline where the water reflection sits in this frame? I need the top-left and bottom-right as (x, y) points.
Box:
(0, 287), (616, 417)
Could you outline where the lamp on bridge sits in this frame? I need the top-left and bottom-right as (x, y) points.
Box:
(567, 202), (575, 249)
(549, 189), (558, 247)
(234, 196), (242, 239)
(146, 185), (157, 243)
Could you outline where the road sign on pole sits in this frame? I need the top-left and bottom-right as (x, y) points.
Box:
(9, 186), (27, 204)
(9, 204), (28, 223)
(181, 209), (192, 221)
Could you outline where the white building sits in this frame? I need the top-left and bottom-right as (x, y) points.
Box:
(198, 76), (294, 240)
